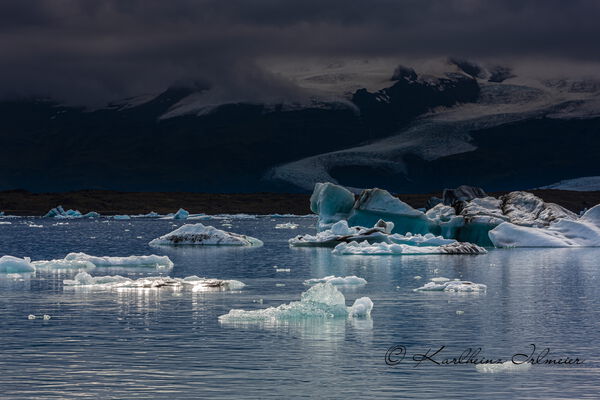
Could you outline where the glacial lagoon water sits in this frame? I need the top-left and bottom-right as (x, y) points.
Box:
(1, 217), (599, 399)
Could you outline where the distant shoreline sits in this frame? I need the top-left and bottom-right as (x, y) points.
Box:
(0, 189), (599, 216)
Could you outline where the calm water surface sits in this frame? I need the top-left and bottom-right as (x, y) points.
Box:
(0, 217), (599, 399)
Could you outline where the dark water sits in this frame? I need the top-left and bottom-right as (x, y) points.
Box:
(0, 217), (599, 399)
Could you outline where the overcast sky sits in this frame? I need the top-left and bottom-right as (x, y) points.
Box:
(1, 0), (598, 104)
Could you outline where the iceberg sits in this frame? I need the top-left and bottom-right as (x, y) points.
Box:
(173, 208), (190, 220)
(61, 253), (173, 268)
(332, 241), (487, 255)
(43, 205), (99, 219)
(149, 223), (263, 246)
(0, 256), (35, 273)
(304, 275), (367, 286)
(113, 215), (131, 220)
(309, 183), (580, 247)
(218, 282), (373, 322)
(414, 279), (487, 292)
(489, 204), (600, 247)
(310, 182), (355, 231)
(289, 220), (393, 247)
(63, 271), (244, 291)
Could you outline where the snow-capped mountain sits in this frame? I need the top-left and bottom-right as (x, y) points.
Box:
(1, 58), (599, 193)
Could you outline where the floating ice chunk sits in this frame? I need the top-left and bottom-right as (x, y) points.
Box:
(476, 361), (531, 373)
(63, 272), (243, 291)
(415, 280), (487, 292)
(44, 205), (99, 219)
(218, 282), (373, 322)
(304, 275), (367, 286)
(310, 182), (355, 231)
(28, 314), (36, 320)
(63, 253), (173, 268)
(332, 241), (487, 255)
(149, 223), (263, 247)
(27, 224), (43, 228)
(349, 297), (373, 317)
(43, 314), (51, 320)
(113, 215), (131, 220)
(389, 232), (456, 246)
(32, 259), (96, 270)
(430, 277), (450, 283)
(489, 204), (600, 247)
(0, 256), (35, 273)
(275, 223), (299, 229)
(456, 310), (464, 315)
(275, 268), (291, 272)
(413, 275), (422, 280)
(289, 220), (392, 247)
(0, 221), (11, 224)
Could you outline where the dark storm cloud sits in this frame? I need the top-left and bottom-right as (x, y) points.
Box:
(1, 0), (598, 104)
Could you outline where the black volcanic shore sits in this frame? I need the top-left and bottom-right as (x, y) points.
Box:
(0, 189), (599, 216)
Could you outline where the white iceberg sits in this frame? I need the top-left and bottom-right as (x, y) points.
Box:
(63, 271), (244, 291)
(304, 275), (367, 286)
(489, 204), (600, 247)
(332, 241), (487, 255)
(0, 256), (35, 273)
(218, 282), (372, 322)
(59, 253), (173, 268)
(414, 279), (487, 292)
(149, 223), (263, 246)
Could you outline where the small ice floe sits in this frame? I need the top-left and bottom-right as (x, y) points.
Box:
(130, 211), (161, 218)
(43, 314), (51, 320)
(38, 253), (174, 269)
(32, 258), (96, 270)
(63, 272), (244, 291)
(456, 310), (464, 315)
(275, 283), (286, 287)
(414, 279), (487, 293)
(275, 223), (299, 229)
(413, 276), (422, 280)
(303, 275), (367, 286)
(113, 215), (131, 220)
(149, 223), (263, 247)
(27, 314), (36, 320)
(476, 361), (531, 373)
(0, 221), (11, 225)
(218, 282), (373, 322)
(27, 224), (43, 228)
(289, 220), (393, 247)
(0, 256), (35, 273)
(274, 268), (291, 272)
(431, 277), (450, 283)
(332, 241), (487, 255)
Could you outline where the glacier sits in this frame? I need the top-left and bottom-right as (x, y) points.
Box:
(218, 282), (372, 322)
(0, 256), (35, 273)
(64, 271), (244, 291)
(149, 223), (263, 246)
(538, 176), (600, 191)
